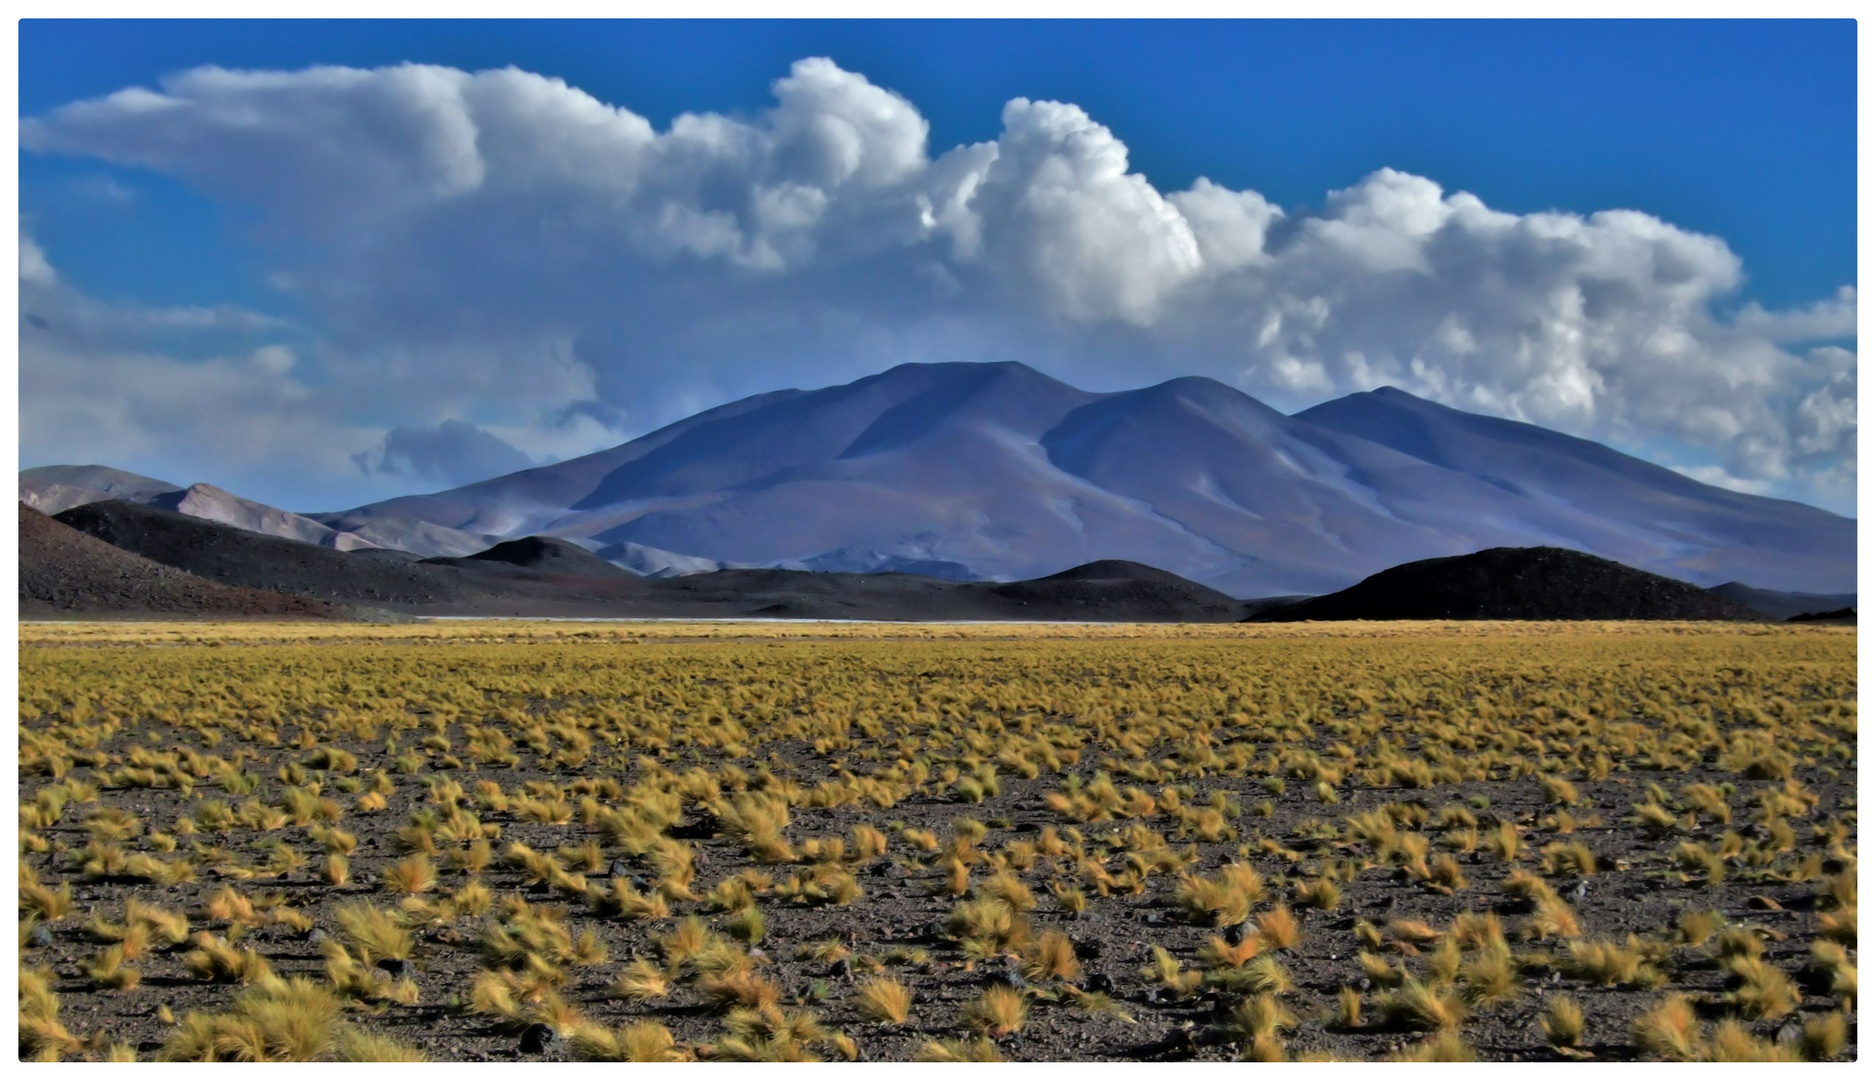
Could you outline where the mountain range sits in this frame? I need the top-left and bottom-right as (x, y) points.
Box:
(20, 361), (1856, 597)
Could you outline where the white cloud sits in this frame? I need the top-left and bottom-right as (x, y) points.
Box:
(19, 57), (1858, 514)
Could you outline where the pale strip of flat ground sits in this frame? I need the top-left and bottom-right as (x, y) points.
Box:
(17, 618), (1853, 648)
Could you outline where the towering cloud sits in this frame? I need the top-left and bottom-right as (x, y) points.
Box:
(19, 58), (1856, 512)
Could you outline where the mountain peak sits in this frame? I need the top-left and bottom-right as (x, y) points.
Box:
(75, 359), (1841, 598)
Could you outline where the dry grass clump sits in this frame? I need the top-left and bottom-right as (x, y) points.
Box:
(1376, 978), (1467, 1032)
(854, 977), (914, 1024)
(1633, 994), (1701, 1060)
(916, 1036), (1005, 1061)
(333, 1028), (430, 1061)
(160, 977), (343, 1061)
(1174, 861), (1266, 926)
(962, 983), (1029, 1037)
(1541, 996), (1584, 1053)
(569, 1019), (688, 1062)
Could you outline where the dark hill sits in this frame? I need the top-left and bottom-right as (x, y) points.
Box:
(20, 503), (336, 619)
(1041, 560), (1203, 586)
(1253, 546), (1760, 622)
(1787, 607), (1855, 624)
(438, 536), (631, 575)
(989, 561), (1246, 620)
(1706, 581), (1857, 621)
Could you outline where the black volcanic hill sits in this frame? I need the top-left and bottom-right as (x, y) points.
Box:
(21, 503), (336, 619)
(1253, 546), (1761, 622)
(1041, 559), (1203, 586)
(441, 536), (630, 575)
(989, 560), (1246, 619)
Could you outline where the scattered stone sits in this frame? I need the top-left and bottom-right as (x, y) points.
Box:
(1084, 972), (1116, 994)
(518, 1023), (561, 1056)
(27, 924), (53, 948)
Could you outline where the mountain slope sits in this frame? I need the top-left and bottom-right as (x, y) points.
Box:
(20, 464), (183, 516)
(150, 483), (378, 551)
(1298, 388), (1855, 593)
(1255, 547), (1760, 622)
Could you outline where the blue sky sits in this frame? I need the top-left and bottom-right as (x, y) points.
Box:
(17, 19), (1858, 513)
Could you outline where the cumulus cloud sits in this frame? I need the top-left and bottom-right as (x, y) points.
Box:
(357, 419), (535, 487)
(19, 57), (1858, 513)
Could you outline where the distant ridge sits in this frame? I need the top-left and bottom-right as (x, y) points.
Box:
(1706, 581), (1857, 621)
(1787, 607), (1855, 625)
(1253, 547), (1760, 622)
(51, 499), (1256, 621)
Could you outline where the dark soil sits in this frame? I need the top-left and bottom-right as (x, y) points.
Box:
(19, 503), (338, 620)
(1255, 547), (1761, 622)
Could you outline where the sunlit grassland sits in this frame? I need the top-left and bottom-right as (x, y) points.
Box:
(17, 621), (1855, 1061)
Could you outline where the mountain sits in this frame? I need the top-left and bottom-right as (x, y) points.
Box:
(19, 466), (495, 556)
(317, 362), (1853, 596)
(149, 483), (378, 551)
(20, 503), (337, 619)
(19, 464), (182, 515)
(1706, 582), (1858, 621)
(1253, 547), (1759, 622)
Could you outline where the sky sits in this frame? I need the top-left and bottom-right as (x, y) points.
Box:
(16, 19), (1858, 514)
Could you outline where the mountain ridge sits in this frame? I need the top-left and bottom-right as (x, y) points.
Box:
(22, 362), (1855, 596)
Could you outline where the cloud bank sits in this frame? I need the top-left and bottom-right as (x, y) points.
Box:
(19, 58), (1856, 512)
